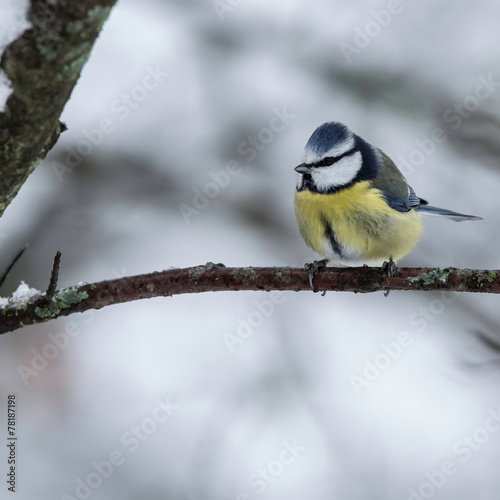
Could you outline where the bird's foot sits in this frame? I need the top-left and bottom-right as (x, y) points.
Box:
(381, 257), (395, 297)
(381, 258), (396, 278)
(304, 259), (328, 295)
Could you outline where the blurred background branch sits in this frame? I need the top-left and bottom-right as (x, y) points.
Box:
(0, 0), (117, 216)
(1, 264), (499, 334)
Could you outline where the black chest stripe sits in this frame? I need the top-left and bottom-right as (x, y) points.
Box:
(322, 217), (343, 258)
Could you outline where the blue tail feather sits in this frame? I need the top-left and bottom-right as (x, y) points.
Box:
(416, 205), (483, 222)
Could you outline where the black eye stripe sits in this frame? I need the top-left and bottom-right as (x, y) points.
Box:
(314, 147), (357, 167)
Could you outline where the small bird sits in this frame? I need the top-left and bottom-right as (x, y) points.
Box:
(294, 122), (482, 277)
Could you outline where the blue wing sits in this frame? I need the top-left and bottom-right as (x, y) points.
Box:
(384, 185), (427, 213)
(372, 149), (482, 221)
(371, 150), (427, 213)
(385, 186), (481, 221)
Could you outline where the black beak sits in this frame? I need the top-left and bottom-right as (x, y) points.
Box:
(294, 163), (312, 174)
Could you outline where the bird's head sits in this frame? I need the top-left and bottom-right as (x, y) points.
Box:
(295, 121), (379, 193)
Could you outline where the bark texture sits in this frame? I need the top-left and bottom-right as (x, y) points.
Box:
(0, 0), (117, 216)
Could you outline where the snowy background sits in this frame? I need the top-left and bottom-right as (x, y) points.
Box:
(1, 0), (500, 499)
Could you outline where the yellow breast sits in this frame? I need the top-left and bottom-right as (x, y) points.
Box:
(294, 181), (423, 264)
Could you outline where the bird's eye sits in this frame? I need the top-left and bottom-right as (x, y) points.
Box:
(321, 157), (334, 166)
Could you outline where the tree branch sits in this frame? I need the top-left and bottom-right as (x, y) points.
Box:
(0, 0), (117, 216)
(0, 264), (498, 335)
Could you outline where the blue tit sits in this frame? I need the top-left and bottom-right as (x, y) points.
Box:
(294, 121), (482, 267)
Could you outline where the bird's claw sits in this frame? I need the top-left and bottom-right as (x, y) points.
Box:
(381, 257), (395, 297)
(304, 259), (328, 295)
(381, 258), (396, 278)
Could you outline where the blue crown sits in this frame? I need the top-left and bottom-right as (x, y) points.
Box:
(305, 122), (352, 156)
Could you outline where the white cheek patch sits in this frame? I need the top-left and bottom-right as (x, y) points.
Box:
(311, 151), (362, 192)
(302, 136), (355, 164)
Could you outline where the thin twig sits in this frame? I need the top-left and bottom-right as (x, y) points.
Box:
(0, 244), (28, 289)
(43, 251), (62, 301)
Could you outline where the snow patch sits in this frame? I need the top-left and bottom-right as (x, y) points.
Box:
(0, 281), (42, 310)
